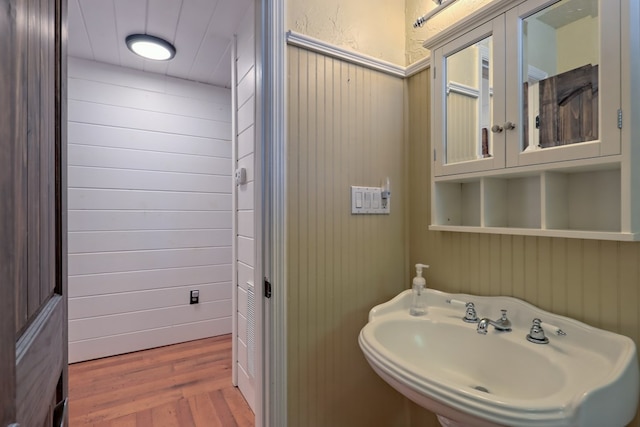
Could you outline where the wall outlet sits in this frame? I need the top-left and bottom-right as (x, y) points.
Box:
(190, 290), (199, 304)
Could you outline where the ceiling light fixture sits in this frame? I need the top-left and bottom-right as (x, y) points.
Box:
(126, 34), (176, 61)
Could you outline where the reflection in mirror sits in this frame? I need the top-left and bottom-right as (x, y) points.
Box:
(522, 0), (599, 152)
(445, 36), (493, 165)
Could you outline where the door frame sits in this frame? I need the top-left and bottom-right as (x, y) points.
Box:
(259, 0), (287, 426)
(229, 0), (290, 422)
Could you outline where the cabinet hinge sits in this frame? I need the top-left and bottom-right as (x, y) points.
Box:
(433, 66), (436, 79)
(264, 278), (272, 298)
(618, 109), (623, 129)
(433, 149), (437, 161)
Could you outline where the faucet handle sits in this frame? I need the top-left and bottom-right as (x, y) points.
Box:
(446, 299), (479, 323)
(527, 318), (549, 344)
(446, 298), (466, 306)
(541, 320), (567, 336)
(463, 302), (479, 323)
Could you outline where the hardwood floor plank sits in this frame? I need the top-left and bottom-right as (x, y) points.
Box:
(92, 413), (136, 427)
(179, 374), (231, 400)
(135, 409), (153, 426)
(172, 351), (229, 371)
(70, 364), (175, 397)
(222, 387), (254, 427)
(73, 363), (227, 413)
(187, 393), (223, 427)
(69, 338), (227, 383)
(72, 387), (183, 424)
(69, 335), (254, 427)
(209, 390), (237, 427)
(175, 398), (196, 426)
(151, 401), (180, 427)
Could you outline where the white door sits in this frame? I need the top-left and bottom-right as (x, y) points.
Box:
(232, 0), (258, 412)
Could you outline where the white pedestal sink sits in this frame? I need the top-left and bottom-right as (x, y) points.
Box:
(358, 289), (639, 427)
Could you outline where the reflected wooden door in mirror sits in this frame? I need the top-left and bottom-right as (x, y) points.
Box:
(538, 64), (599, 148)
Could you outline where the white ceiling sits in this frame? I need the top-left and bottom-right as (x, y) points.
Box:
(68, 0), (252, 88)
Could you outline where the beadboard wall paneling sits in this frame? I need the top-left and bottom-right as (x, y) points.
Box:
(287, 45), (409, 427)
(67, 57), (233, 363)
(407, 67), (640, 427)
(446, 92), (479, 164)
(234, 2), (257, 411)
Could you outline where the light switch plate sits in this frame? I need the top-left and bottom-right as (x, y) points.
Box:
(351, 186), (390, 215)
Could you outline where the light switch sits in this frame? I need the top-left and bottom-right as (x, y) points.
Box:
(355, 192), (363, 208)
(373, 192), (380, 208)
(364, 192), (371, 208)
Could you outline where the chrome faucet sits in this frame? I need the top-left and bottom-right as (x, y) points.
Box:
(477, 309), (512, 334)
(446, 299), (479, 323)
(462, 302), (479, 323)
(526, 318), (566, 344)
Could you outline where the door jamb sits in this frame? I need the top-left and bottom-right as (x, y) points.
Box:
(258, 0), (287, 426)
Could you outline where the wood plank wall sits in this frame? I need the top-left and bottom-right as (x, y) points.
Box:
(14, 0), (58, 335)
(0, 0), (17, 422)
(8, 0), (68, 425)
(234, 2), (257, 410)
(286, 46), (410, 427)
(0, 0), (61, 421)
(407, 68), (640, 427)
(67, 58), (233, 363)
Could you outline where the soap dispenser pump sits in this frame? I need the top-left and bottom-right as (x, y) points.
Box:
(410, 263), (429, 316)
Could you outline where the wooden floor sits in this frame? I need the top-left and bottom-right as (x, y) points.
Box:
(68, 335), (254, 427)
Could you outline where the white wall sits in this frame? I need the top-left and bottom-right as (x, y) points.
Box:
(407, 0), (494, 64)
(67, 57), (233, 363)
(288, 0), (405, 65)
(234, 2), (257, 411)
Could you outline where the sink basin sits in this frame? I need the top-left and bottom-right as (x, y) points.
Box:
(358, 289), (639, 427)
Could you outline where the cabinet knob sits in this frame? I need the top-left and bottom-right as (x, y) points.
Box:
(504, 121), (516, 130)
(491, 124), (503, 133)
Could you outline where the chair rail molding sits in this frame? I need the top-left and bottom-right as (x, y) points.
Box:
(285, 30), (431, 78)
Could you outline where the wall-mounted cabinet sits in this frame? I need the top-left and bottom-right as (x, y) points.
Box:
(425, 0), (639, 241)
(432, 164), (623, 239)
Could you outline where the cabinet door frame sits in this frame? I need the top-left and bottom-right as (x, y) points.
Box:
(504, 0), (621, 167)
(433, 16), (507, 177)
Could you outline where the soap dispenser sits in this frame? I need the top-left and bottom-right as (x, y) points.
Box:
(410, 263), (429, 316)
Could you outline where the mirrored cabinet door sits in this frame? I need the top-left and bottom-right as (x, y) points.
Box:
(446, 37), (493, 163)
(433, 17), (506, 176)
(505, 0), (620, 167)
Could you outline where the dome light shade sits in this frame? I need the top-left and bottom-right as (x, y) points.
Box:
(126, 34), (176, 61)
